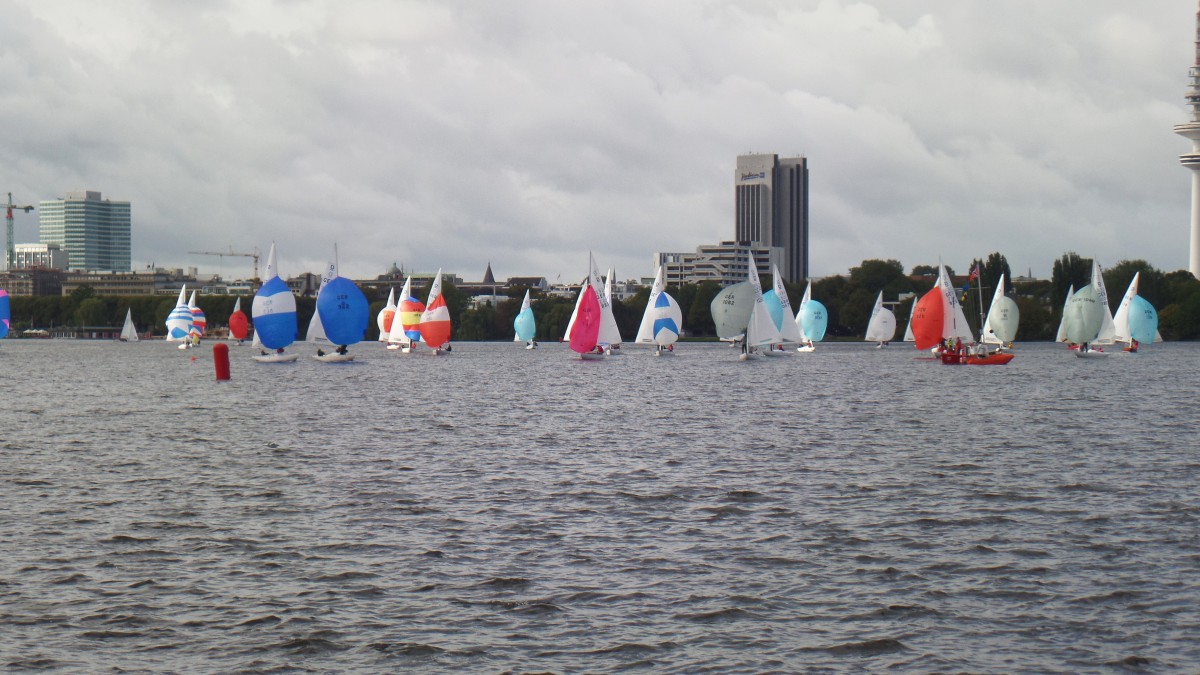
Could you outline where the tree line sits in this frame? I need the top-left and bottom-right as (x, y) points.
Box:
(9, 252), (1200, 340)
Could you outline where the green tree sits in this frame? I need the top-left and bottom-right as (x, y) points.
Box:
(74, 297), (110, 326)
(687, 281), (721, 337)
(1051, 252), (1091, 305)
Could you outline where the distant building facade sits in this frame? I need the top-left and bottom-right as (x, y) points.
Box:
(735, 154), (808, 283)
(654, 242), (782, 287)
(0, 268), (66, 296)
(39, 190), (132, 272)
(61, 269), (193, 297)
(13, 243), (69, 270)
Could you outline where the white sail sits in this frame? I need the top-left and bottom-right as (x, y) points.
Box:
(902, 295), (916, 342)
(1055, 284), (1074, 343)
(746, 256), (782, 348)
(634, 265), (666, 343)
(591, 258), (622, 347)
(388, 276), (413, 345)
(377, 287), (397, 342)
(1111, 271), (1139, 345)
(864, 292), (896, 344)
(1091, 259), (1117, 345)
(305, 254), (338, 344)
(937, 265), (974, 343)
(981, 275), (1019, 345)
(120, 309), (138, 342)
(635, 265), (683, 347)
(770, 264), (803, 344)
(793, 282), (812, 341)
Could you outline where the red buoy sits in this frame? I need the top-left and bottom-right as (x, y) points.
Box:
(213, 342), (231, 381)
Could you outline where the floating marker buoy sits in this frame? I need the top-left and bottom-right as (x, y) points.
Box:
(213, 343), (231, 380)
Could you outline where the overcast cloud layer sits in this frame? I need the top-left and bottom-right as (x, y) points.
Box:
(1, 0), (1194, 282)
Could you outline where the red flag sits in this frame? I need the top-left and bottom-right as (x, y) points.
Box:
(968, 266), (980, 281)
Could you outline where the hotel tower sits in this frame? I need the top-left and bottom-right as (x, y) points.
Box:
(1177, 1), (1200, 279)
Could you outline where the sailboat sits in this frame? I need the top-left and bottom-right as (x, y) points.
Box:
(762, 264), (802, 353)
(634, 265), (683, 355)
(911, 264), (1012, 364)
(387, 276), (423, 352)
(1059, 259), (1117, 358)
(186, 290), (206, 348)
(417, 268), (452, 355)
(1091, 259), (1117, 348)
(251, 243), (300, 362)
(228, 298), (249, 344)
(312, 246), (369, 362)
(794, 280), (827, 352)
(376, 288), (397, 344)
(513, 289), (537, 349)
(595, 262), (622, 354)
(709, 255), (779, 361)
(165, 286), (193, 346)
(567, 254), (604, 359)
(1111, 272), (1161, 352)
(902, 295), (916, 344)
(304, 255), (338, 349)
(0, 288), (9, 341)
(119, 309), (139, 342)
(864, 292), (896, 347)
(980, 275), (1019, 349)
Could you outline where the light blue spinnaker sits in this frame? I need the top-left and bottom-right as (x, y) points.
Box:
(1127, 295), (1159, 345)
(513, 290), (536, 344)
(800, 299), (828, 342)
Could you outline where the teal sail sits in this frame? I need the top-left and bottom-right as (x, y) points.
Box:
(800, 299), (828, 342)
(1127, 295), (1158, 345)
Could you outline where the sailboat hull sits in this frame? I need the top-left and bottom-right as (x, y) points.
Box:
(313, 353), (355, 362)
(253, 352), (300, 363)
(1073, 349), (1109, 359)
(939, 351), (1015, 365)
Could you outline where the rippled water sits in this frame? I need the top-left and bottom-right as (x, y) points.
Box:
(2, 339), (1198, 672)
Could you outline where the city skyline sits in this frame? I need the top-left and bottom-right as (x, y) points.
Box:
(0, 2), (1194, 282)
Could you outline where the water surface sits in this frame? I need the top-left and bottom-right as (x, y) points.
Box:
(1, 339), (1197, 672)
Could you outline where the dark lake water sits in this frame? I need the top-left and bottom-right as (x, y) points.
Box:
(1, 338), (1198, 672)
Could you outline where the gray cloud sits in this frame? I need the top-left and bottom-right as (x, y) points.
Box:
(0, 0), (1192, 283)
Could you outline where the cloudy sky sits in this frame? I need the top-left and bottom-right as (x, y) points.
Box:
(1, 0), (1195, 282)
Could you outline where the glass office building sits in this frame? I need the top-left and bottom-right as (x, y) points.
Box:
(39, 190), (131, 272)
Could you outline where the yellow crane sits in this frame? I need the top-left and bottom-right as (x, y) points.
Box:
(188, 247), (261, 280)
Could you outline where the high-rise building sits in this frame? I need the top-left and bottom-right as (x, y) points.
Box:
(735, 153), (808, 283)
(39, 190), (131, 272)
(1177, 1), (1200, 279)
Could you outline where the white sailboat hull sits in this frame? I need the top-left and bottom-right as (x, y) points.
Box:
(253, 352), (300, 363)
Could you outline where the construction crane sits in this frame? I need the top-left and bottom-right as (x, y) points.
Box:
(6, 192), (35, 272)
(188, 247), (261, 280)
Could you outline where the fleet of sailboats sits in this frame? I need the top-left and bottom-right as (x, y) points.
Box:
(10, 245), (1178, 368)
